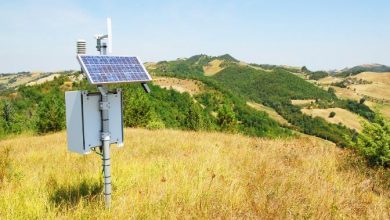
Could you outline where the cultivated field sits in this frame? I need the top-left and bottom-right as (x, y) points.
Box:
(0, 128), (389, 219)
(301, 108), (365, 131)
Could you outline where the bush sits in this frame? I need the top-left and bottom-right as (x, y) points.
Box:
(35, 91), (65, 134)
(185, 102), (205, 131)
(217, 104), (238, 133)
(123, 88), (155, 128)
(353, 114), (390, 167)
(329, 112), (336, 118)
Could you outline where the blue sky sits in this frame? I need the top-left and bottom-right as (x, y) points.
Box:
(0, 0), (389, 72)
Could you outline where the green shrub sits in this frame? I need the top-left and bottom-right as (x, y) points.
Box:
(353, 114), (390, 167)
(35, 91), (65, 134)
(123, 88), (155, 128)
(329, 112), (336, 118)
(217, 104), (238, 133)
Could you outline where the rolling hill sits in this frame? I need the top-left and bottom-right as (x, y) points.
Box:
(336, 64), (390, 77)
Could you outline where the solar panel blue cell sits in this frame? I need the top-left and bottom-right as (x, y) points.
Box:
(77, 55), (152, 84)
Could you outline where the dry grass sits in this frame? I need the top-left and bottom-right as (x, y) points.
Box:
(247, 101), (290, 126)
(26, 74), (61, 86)
(350, 84), (390, 101)
(353, 72), (390, 85)
(291, 99), (316, 106)
(347, 72), (390, 101)
(203, 60), (224, 76)
(318, 76), (344, 85)
(333, 86), (362, 101)
(153, 77), (203, 95)
(301, 108), (365, 131)
(0, 128), (389, 218)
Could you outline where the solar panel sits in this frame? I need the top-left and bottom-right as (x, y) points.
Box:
(77, 55), (152, 84)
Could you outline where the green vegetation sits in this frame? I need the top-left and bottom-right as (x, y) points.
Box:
(329, 111), (336, 118)
(211, 65), (368, 146)
(0, 67), (291, 140)
(308, 71), (329, 80)
(351, 114), (390, 167)
(35, 89), (65, 134)
(150, 55), (376, 147)
(1, 54), (386, 167)
(336, 64), (390, 77)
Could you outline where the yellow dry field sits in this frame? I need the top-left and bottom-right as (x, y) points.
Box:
(26, 74), (61, 86)
(353, 72), (390, 85)
(301, 108), (365, 131)
(349, 72), (390, 101)
(291, 99), (315, 106)
(350, 84), (390, 101)
(318, 76), (344, 85)
(153, 77), (203, 95)
(1, 73), (44, 89)
(203, 59), (224, 76)
(0, 129), (389, 219)
(333, 86), (362, 101)
(144, 62), (157, 70)
(247, 102), (290, 126)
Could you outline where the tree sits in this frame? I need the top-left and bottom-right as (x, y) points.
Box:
(352, 114), (390, 167)
(329, 111), (336, 118)
(327, 87), (336, 96)
(35, 91), (65, 134)
(217, 104), (237, 133)
(359, 98), (366, 104)
(0, 101), (22, 134)
(123, 88), (155, 128)
(185, 102), (204, 131)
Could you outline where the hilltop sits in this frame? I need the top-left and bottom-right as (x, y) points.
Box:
(148, 54), (376, 146)
(0, 128), (388, 218)
(337, 64), (390, 77)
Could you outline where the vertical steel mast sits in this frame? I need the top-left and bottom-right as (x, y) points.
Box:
(96, 18), (112, 209)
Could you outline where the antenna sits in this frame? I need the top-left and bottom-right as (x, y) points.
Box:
(95, 17), (112, 55)
(107, 18), (112, 54)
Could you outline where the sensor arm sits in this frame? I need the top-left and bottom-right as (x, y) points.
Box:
(141, 83), (151, 93)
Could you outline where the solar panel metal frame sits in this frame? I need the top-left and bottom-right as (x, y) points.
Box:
(77, 54), (152, 85)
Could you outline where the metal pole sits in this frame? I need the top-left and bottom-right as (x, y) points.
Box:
(99, 86), (111, 209)
(98, 43), (111, 209)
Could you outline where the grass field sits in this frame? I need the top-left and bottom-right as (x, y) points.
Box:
(247, 101), (290, 126)
(0, 128), (389, 219)
(318, 76), (343, 85)
(301, 108), (365, 131)
(152, 77), (203, 95)
(353, 72), (390, 85)
(291, 99), (316, 106)
(203, 59), (224, 76)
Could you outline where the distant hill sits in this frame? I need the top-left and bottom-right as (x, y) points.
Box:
(336, 64), (390, 77)
(150, 55), (375, 146)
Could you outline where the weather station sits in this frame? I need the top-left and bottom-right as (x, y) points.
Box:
(65, 18), (152, 209)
